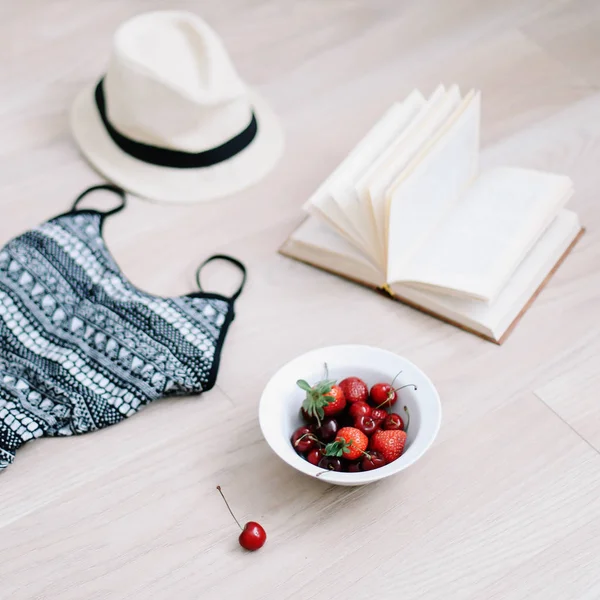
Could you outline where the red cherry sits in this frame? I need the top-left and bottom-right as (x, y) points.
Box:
(361, 451), (387, 471)
(383, 413), (404, 431)
(370, 374), (418, 408)
(239, 522), (267, 551)
(315, 417), (339, 442)
(318, 456), (342, 471)
(339, 377), (369, 404)
(354, 414), (380, 436)
(291, 426), (317, 453)
(348, 401), (372, 419)
(217, 486), (266, 551)
(370, 383), (397, 408)
(306, 448), (324, 465)
(371, 408), (388, 422)
(346, 461), (362, 472)
(301, 407), (314, 423)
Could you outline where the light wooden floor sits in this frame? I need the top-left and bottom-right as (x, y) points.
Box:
(1, 0), (600, 598)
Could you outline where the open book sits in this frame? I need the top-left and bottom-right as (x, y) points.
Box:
(281, 85), (583, 343)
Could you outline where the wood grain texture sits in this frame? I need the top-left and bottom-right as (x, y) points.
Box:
(1, 1), (600, 599)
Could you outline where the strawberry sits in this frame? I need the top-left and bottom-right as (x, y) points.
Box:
(369, 429), (406, 463)
(325, 427), (368, 461)
(322, 385), (346, 416)
(339, 377), (369, 404)
(297, 378), (346, 425)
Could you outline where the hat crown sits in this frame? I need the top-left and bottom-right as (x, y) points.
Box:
(104, 11), (252, 151)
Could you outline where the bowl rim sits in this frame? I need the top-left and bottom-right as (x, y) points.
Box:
(258, 344), (442, 485)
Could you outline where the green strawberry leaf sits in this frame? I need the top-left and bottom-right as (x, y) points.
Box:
(324, 441), (343, 457)
(316, 379), (336, 392)
(324, 439), (353, 457)
(296, 379), (312, 392)
(299, 377), (339, 426)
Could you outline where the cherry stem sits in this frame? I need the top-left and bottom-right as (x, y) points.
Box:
(404, 405), (410, 432)
(216, 485), (243, 531)
(305, 406), (322, 428)
(394, 384), (418, 392)
(316, 462), (337, 477)
(295, 432), (323, 448)
(390, 370), (403, 388)
(378, 384), (416, 407)
(324, 362), (329, 380)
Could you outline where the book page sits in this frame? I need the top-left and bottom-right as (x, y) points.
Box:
(357, 85), (461, 259)
(283, 217), (384, 286)
(309, 196), (375, 257)
(396, 167), (574, 302)
(304, 92), (425, 264)
(389, 210), (581, 340)
(386, 90), (480, 282)
(328, 91), (425, 258)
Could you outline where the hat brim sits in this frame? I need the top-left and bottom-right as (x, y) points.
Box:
(70, 84), (284, 203)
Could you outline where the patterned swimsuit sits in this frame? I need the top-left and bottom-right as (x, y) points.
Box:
(0, 185), (244, 470)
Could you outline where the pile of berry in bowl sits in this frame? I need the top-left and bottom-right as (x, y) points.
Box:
(293, 373), (414, 473)
(259, 345), (442, 486)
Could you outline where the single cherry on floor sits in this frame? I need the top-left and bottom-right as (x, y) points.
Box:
(216, 485), (267, 551)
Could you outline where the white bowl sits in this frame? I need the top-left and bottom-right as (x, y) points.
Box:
(259, 345), (442, 486)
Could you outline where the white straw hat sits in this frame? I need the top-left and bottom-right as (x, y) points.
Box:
(70, 11), (284, 203)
